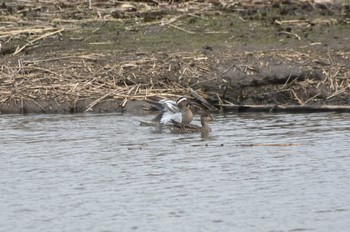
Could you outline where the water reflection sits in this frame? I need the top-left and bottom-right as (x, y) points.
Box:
(0, 112), (350, 232)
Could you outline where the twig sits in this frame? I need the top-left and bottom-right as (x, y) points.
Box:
(216, 93), (223, 112)
(85, 89), (118, 112)
(20, 97), (24, 114)
(280, 31), (301, 40)
(222, 64), (235, 74)
(13, 28), (64, 55)
(282, 74), (292, 89)
(121, 85), (137, 107)
(326, 86), (350, 100)
(204, 31), (229, 34)
(21, 66), (63, 77)
(291, 89), (304, 105)
(88, 0), (92, 9)
(30, 98), (47, 113)
(168, 24), (196, 34)
(304, 93), (321, 104)
(190, 88), (218, 111)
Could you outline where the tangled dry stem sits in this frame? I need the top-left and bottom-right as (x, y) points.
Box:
(0, 51), (212, 109)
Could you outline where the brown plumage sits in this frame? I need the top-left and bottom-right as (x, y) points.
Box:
(168, 113), (213, 133)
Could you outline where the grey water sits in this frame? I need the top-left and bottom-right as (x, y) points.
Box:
(1, 112), (350, 232)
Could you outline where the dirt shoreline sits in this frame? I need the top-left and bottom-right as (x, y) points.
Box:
(1, 0), (349, 114)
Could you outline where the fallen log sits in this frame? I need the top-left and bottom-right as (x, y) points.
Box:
(217, 104), (350, 113)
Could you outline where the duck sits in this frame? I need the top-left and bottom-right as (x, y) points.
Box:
(167, 112), (213, 134)
(140, 97), (193, 126)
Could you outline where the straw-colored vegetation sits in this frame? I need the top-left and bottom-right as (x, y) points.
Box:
(0, 0), (349, 113)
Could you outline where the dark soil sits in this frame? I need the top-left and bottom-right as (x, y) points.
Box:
(0, 0), (349, 114)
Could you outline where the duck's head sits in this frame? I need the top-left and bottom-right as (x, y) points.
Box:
(201, 112), (214, 124)
(176, 97), (190, 108)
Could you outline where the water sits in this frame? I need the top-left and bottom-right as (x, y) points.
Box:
(1, 112), (350, 232)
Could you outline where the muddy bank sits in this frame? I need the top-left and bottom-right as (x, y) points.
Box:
(0, 0), (349, 114)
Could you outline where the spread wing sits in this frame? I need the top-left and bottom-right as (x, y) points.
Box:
(145, 98), (181, 124)
(158, 99), (179, 113)
(160, 111), (182, 124)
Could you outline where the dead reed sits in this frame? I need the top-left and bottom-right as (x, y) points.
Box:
(0, 0), (349, 113)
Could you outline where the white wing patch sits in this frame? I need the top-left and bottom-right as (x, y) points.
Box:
(160, 111), (182, 124)
(159, 99), (179, 113)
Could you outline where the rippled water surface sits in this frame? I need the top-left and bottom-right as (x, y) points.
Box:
(1, 112), (350, 232)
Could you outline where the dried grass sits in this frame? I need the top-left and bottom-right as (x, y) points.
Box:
(0, 50), (211, 109)
(1, 0), (349, 112)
